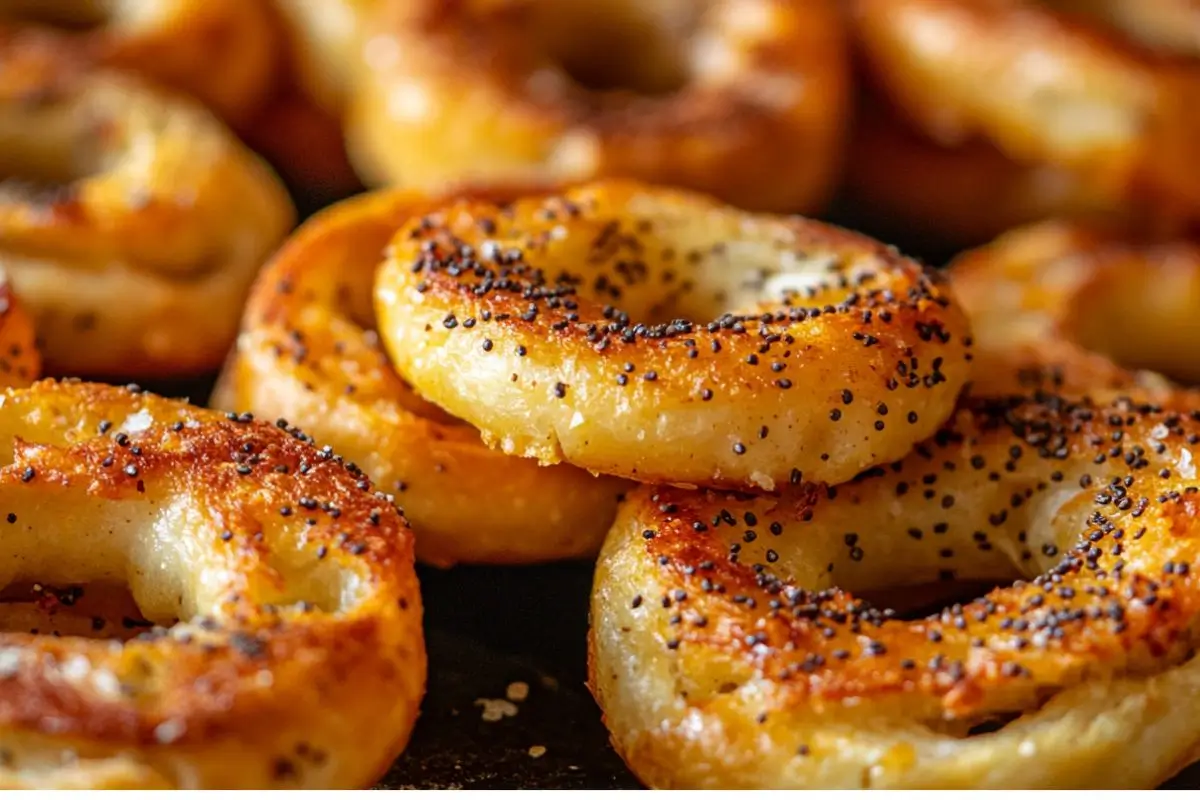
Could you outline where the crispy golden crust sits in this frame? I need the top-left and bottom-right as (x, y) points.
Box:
(850, 0), (1200, 218)
(0, 0), (278, 125)
(0, 47), (294, 379)
(845, 109), (1161, 248)
(0, 379), (424, 788)
(0, 274), (39, 388)
(375, 180), (973, 490)
(213, 189), (628, 567)
(950, 220), (1200, 398)
(346, 0), (849, 213)
(591, 393), (1200, 788)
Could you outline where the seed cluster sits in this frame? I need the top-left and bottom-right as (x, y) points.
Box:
(382, 186), (973, 484)
(402, 192), (963, 394)
(627, 392), (1200, 720)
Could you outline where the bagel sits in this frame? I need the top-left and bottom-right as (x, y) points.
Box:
(950, 220), (1200, 399)
(590, 392), (1200, 788)
(0, 379), (424, 788)
(0, 48), (294, 379)
(373, 181), (973, 491)
(850, 0), (1200, 217)
(345, 0), (850, 213)
(0, 273), (39, 388)
(0, 0), (277, 125)
(845, 109), (1152, 249)
(213, 188), (629, 567)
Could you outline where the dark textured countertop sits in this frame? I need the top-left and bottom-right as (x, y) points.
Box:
(378, 563), (638, 789)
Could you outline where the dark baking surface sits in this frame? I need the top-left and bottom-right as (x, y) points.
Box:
(143, 189), (1200, 790)
(379, 564), (640, 789)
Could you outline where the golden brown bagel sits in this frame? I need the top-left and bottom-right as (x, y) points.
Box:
(0, 0), (277, 126)
(213, 188), (629, 567)
(591, 393), (1200, 788)
(346, 0), (850, 213)
(374, 181), (973, 491)
(0, 272), (39, 388)
(950, 220), (1200, 399)
(0, 49), (294, 379)
(845, 110), (1150, 248)
(0, 379), (424, 788)
(850, 0), (1200, 218)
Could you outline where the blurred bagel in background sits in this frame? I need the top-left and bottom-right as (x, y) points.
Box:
(950, 218), (1200, 399)
(843, 103), (1158, 250)
(346, 0), (850, 213)
(0, 0), (278, 126)
(847, 0), (1200, 246)
(0, 43), (294, 379)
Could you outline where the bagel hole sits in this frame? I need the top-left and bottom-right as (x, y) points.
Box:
(923, 710), (1026, 739)
(338, 279), (483, 425)
(857, 580), (1008, 622)
(0, 111), (108, 202)
(0, 580), (167, 641)
(534, 2), (693, 95)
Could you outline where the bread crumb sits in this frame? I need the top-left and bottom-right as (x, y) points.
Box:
(528, 745), (546, 759)
(475, 697), (519, 722)
(506, 681), (530, 702)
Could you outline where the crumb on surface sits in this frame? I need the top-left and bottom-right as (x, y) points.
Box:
(474, 697), (519, 722)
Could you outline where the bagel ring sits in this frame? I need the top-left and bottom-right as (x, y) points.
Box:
(844, 109), (1157, 249)
(213, 188), (629, 567)
(950, 220), (1200, 399)
(346, 0), (850, 213)
(0, 272), (39, 388)
(0, 48), (294, 379)
(591, 393), (1200, 788)
(850, 0), (1200, 217)
(0, 0), (277, 126)
(0, 379), (424, 788)
(373, 180), (973, 491)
